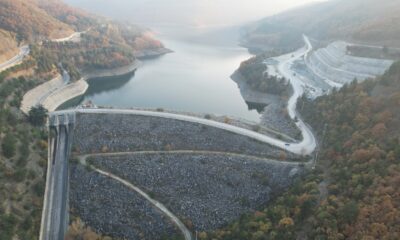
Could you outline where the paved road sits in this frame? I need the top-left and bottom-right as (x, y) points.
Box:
(274, 35), (317, 155)
(0, 45), (30, 73)
(51, 29), (89, 43)
(78, 155), (193, 240)
(56, 107), (317, 155)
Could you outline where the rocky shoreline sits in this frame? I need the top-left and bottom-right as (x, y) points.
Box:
(80, 60), (140, 81)
(231, 70), (301, 140)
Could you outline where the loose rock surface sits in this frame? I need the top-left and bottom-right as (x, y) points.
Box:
(69, 164), (181, 240)
(89, 153), (304, 231)
(73, 113), (298, 160)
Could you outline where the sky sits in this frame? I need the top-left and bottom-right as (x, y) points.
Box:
(65, 0), (324, 28)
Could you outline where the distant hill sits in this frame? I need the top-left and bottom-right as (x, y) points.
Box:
(0, 0), (76, 41)
(242, 0), (400, 52)
(0, 0), (166, 71)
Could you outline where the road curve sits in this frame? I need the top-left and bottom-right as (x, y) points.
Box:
(78, 155), (193, 240)
(0, 45), (30, 73)
(56, 107), (315, 156)
(273, 35), (317, 156)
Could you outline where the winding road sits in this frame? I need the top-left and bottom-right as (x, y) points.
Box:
(0, 45), (30, 73)
(273, 35), (317, 155)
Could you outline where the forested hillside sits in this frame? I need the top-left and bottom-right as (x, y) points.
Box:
(243, 0), (400, 52)
(203, 63), (400, 239)
(0, 0), (165, 66)
(0, 0), (74, 41)
(237, 55), (290, 96)
(0, 1), (168, 239)
(0, 30), (18, 63)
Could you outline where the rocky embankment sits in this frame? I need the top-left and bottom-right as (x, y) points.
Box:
(70, 164), (181, 240)
(80, 61), (139, 80)
(73, 113), (298, 160)
(232, 71), (301, 140)
(88, 153), (304, 231)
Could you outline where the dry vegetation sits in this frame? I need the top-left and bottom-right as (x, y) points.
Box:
(0, 30), (18, 63)
(205, 62), (400, 239)
(0, 0), (74, 41)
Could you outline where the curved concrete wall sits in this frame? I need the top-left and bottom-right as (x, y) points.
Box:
(21, 74), (65, 114)
(42, 80), (88, 112)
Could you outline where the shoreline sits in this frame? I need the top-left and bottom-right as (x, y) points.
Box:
(21, 47), (171, 114)
(80, 60), (140, 81)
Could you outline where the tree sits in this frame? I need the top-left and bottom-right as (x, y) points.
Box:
(28, 105), (48, 126)
(2, 133), (16, 158)
(339, 201), (359, 224)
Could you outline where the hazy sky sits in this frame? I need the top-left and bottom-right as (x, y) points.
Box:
(65, 0), (324, 27)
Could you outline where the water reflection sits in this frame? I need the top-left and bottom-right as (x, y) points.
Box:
(85, 72), (135, 97)
(245, 102), (267, 114)
(63, 38), (261, 122)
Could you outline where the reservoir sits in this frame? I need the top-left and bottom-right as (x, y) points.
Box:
(72, 29), (261, 121)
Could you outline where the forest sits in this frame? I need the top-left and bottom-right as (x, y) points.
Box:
(203, 62), (400, 239)
(238, 56), (290, 96)
(0, 65), (49, 239)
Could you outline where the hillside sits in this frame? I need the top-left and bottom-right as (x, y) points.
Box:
(0, 30), (18, 63)
(242, 0), (400, 52)
(0, 1), (168, 239)
(204, 62), (400, 239)
(0, 0), (74, 41)
(0, 0), (168, 80)
(34, 0), (95, 30)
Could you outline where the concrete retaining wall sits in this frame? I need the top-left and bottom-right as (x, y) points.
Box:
(21, 74), (65, 114)
(42, 80), (88, 112)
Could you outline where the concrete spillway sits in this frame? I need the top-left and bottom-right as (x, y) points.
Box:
(39, 113), (75, 240)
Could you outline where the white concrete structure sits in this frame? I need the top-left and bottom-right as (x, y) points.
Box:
(305, 41), (393, 85)
(21, 74), (65, 114)
(41, 80), (88, 112)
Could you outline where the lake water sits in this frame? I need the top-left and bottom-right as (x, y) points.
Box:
(74, 33), (261, 121)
